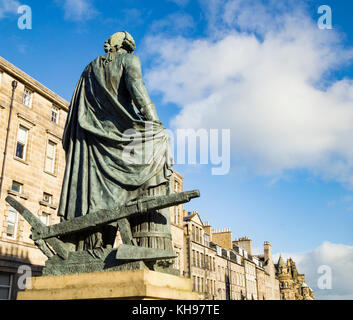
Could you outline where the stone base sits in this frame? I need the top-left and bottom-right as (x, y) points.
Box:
(42, 248), (179, 277)
(17, 269), (198, 300)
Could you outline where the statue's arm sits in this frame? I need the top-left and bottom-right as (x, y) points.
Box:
(124, 54), (161, 122)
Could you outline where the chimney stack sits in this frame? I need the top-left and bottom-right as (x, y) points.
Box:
(234, 237), (253, 255)
(264, 241), (272, 262)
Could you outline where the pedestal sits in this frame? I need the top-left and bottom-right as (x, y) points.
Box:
(17, 269), (198, 300)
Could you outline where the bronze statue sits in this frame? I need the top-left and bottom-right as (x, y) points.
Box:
(58, 31), (174, 251)
(6, 32), (200, 275)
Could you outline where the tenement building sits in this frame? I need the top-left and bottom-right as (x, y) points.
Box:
(182, 210), (281, 300)
(169, 170), (185, 276)
(0, 56), (69, 300)
(276, 256), (314, 300)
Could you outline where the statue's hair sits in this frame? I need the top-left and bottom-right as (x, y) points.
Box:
(106, 31), (136, 53)
(121, 31), (136, 53)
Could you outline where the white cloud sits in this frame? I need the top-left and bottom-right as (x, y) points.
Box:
(144, 0), (353, 187)
(150, 13), (195, 34)
(56, 0), (98, 21)
(0, 0), (20, 18)
(274, 242), (353, 300)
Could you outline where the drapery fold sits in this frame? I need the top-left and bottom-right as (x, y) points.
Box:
(58, 52), (173, 221)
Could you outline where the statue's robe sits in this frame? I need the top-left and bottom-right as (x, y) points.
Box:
(58, 51), (173, 249)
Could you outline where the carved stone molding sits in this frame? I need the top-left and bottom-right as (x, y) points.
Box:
(17, 112), (36, 127)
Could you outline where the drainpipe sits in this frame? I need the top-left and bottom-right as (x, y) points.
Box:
(0, 80), (18, 199)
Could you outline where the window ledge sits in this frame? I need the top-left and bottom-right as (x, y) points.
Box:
(46, 129), (61, 140)
(7, 189), (28, 200)
(39, 201), (57, 210)
(43, 170), (57, 178)
(13, 156), (29, 165)
(17, 112), (36, 127)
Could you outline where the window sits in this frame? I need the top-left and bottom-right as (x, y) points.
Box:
(204, 234), (209, 247)
(15, 126), (28, 160)
(40, 212), (50, 226)
(7, 206), (18, 239)
(174, 180), (179, 193)
(174, 206), (178, 224)
(43, 192), (52, 204)
(173, 252), (179, 270)
(11, 181), (23, 193)
(45, 140), (57, 173)
(51, 106), (59, 124)
(0, 273), (12, 300)
(23, 88), (33, 108)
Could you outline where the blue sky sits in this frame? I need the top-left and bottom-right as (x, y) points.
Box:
(1, 0), (353, 299)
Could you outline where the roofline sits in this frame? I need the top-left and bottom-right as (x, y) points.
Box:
(0, 56), (69, 111)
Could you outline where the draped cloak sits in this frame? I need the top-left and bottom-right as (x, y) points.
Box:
(58, 51), (173, 222)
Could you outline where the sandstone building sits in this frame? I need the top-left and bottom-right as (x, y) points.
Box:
(276, 256), (314, 300)
(169, 170), (185, 276)
(183, 211), (281, 300)
(0, 56), (69, 300)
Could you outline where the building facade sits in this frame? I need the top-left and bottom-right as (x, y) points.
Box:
(169, 171), (185, 276)
(182, 211), (281, 300)
(276, 256), (314, 300)
(0, 56), (69, 300)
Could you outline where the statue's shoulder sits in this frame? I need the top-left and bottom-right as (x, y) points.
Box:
(121, 53), (141, 67)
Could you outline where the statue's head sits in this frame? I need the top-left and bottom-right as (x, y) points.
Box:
(104, 31), (136, 53)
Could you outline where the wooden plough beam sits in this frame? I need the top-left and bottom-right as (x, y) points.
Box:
(5, 190), (200, 261)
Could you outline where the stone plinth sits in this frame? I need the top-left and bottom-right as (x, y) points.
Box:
(17, 269), (198, 300)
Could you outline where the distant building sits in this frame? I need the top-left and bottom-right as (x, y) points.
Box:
(183, 212), (218, 299)
(0, 56), (69, 300)
(181, 210), (281, 300)
(254, 242), (281, 300)
(276, 256), (314, 300)
(169, 170), (185, 276)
